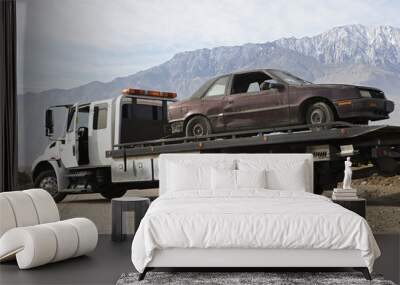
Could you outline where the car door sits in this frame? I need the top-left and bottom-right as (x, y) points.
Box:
(200, 75), (230, 132)
(223, 72), (290, 130)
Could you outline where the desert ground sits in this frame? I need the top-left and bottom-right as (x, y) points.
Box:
(18, 166), (400, 234)
(344, 167), (400, 233)
(322, 164), (400, 233)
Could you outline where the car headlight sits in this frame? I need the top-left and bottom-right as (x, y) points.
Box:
(360, 90), (372, 98)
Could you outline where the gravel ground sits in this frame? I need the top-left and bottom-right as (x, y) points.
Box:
(57, 180), (400, 235)
(19, 162), (400, 234)
(367, 206), (400, 233)
(354, 171), (400, 234)
(18, 158), (400, 234)
(327, 166), (400, 234)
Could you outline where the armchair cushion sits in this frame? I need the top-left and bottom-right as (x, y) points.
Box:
(24, 188), (60, 223)
(1, 191), (40, 227)
(0, 218), (97, 269)
(0, 196), (17, 237)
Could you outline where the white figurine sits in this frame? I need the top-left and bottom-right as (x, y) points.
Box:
(342, 157), (352, 190)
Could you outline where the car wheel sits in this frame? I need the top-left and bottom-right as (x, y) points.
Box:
(306, 102), (335, 125)
(100, 186), (127, 200)
(34, 170), (67, 203)
(185, 116), (212, 137)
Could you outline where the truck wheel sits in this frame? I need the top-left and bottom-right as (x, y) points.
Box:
(313, 184), (324, 195)
(185, 116), (212, 137)
(375, 157), (399, 176)
(314, 161), (342, 195)
(100, 187), (127, 200)
(34, 170), (66, 203)
(306, 102), (334, 125)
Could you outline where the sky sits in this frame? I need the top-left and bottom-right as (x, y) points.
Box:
(16, 0), (400, 94)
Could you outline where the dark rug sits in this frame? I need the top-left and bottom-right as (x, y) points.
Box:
(116, 272), (395, 285)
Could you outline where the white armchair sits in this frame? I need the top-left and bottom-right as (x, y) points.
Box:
(0, 189), (98, 269)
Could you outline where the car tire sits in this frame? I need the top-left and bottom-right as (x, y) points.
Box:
(306, 102), (335, 125)
(100, 186), (127, 200)
(185, 116), (212, 137)
(34, 170), (67, 203)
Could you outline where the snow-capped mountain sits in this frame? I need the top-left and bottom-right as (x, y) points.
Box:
(275, 25), (400, 68)
(19, 24), (400, 169)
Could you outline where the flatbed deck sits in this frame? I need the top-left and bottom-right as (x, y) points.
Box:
(106, 122), (400, 159)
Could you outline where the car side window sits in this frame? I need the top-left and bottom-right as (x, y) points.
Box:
(231, 72), (271, 95)
(204, 76), (229, 97)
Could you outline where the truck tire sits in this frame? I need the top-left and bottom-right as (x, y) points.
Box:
(306, 102), (334, 125)
(100, 186), (127, 200)
(313, 161), (342, 195)
(34, 170), (66, 203)
(375, 157), (399, 176)
(185, 116), (212, 137)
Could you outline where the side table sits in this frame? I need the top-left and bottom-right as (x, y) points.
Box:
(112, 197), (150, 242)
(332, 198), (366, 218)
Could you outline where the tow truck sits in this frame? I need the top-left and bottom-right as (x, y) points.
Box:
(32, 88), (400, 202)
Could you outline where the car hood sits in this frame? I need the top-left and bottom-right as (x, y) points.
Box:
(296, 83), (383, 92)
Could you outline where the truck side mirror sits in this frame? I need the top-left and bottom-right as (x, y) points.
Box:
(45, 109), (54, 137)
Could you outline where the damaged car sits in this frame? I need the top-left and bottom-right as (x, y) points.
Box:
(168, 69), (395, 136)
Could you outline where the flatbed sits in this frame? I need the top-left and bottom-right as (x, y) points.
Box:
(105, 122), (400, 194)
(107, 122), (400, 158)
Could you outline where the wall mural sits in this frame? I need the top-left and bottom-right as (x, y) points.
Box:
(16, 0), (400, 233)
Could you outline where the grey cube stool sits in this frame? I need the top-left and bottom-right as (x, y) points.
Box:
(111, 197), (150, 242)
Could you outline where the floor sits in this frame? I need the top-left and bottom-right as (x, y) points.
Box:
(2, 189), (399, 284)
(0, 235), (133, 285)
(57, 190), (158, 234)
(55, 189), (400, 235)
(0, 234), (399, 285)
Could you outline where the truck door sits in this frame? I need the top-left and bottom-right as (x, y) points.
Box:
(60, 104), (90, 168)
(90, 102), (112, 166)
(60, 105), (78, 168)
(75, 105), (90, 165)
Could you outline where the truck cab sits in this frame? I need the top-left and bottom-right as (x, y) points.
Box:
(32, 89), (176, 202)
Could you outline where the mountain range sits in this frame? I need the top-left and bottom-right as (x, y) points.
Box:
(18, 24), (400, 170)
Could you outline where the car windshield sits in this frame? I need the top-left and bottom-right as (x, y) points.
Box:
(271, 70), (312, 85)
